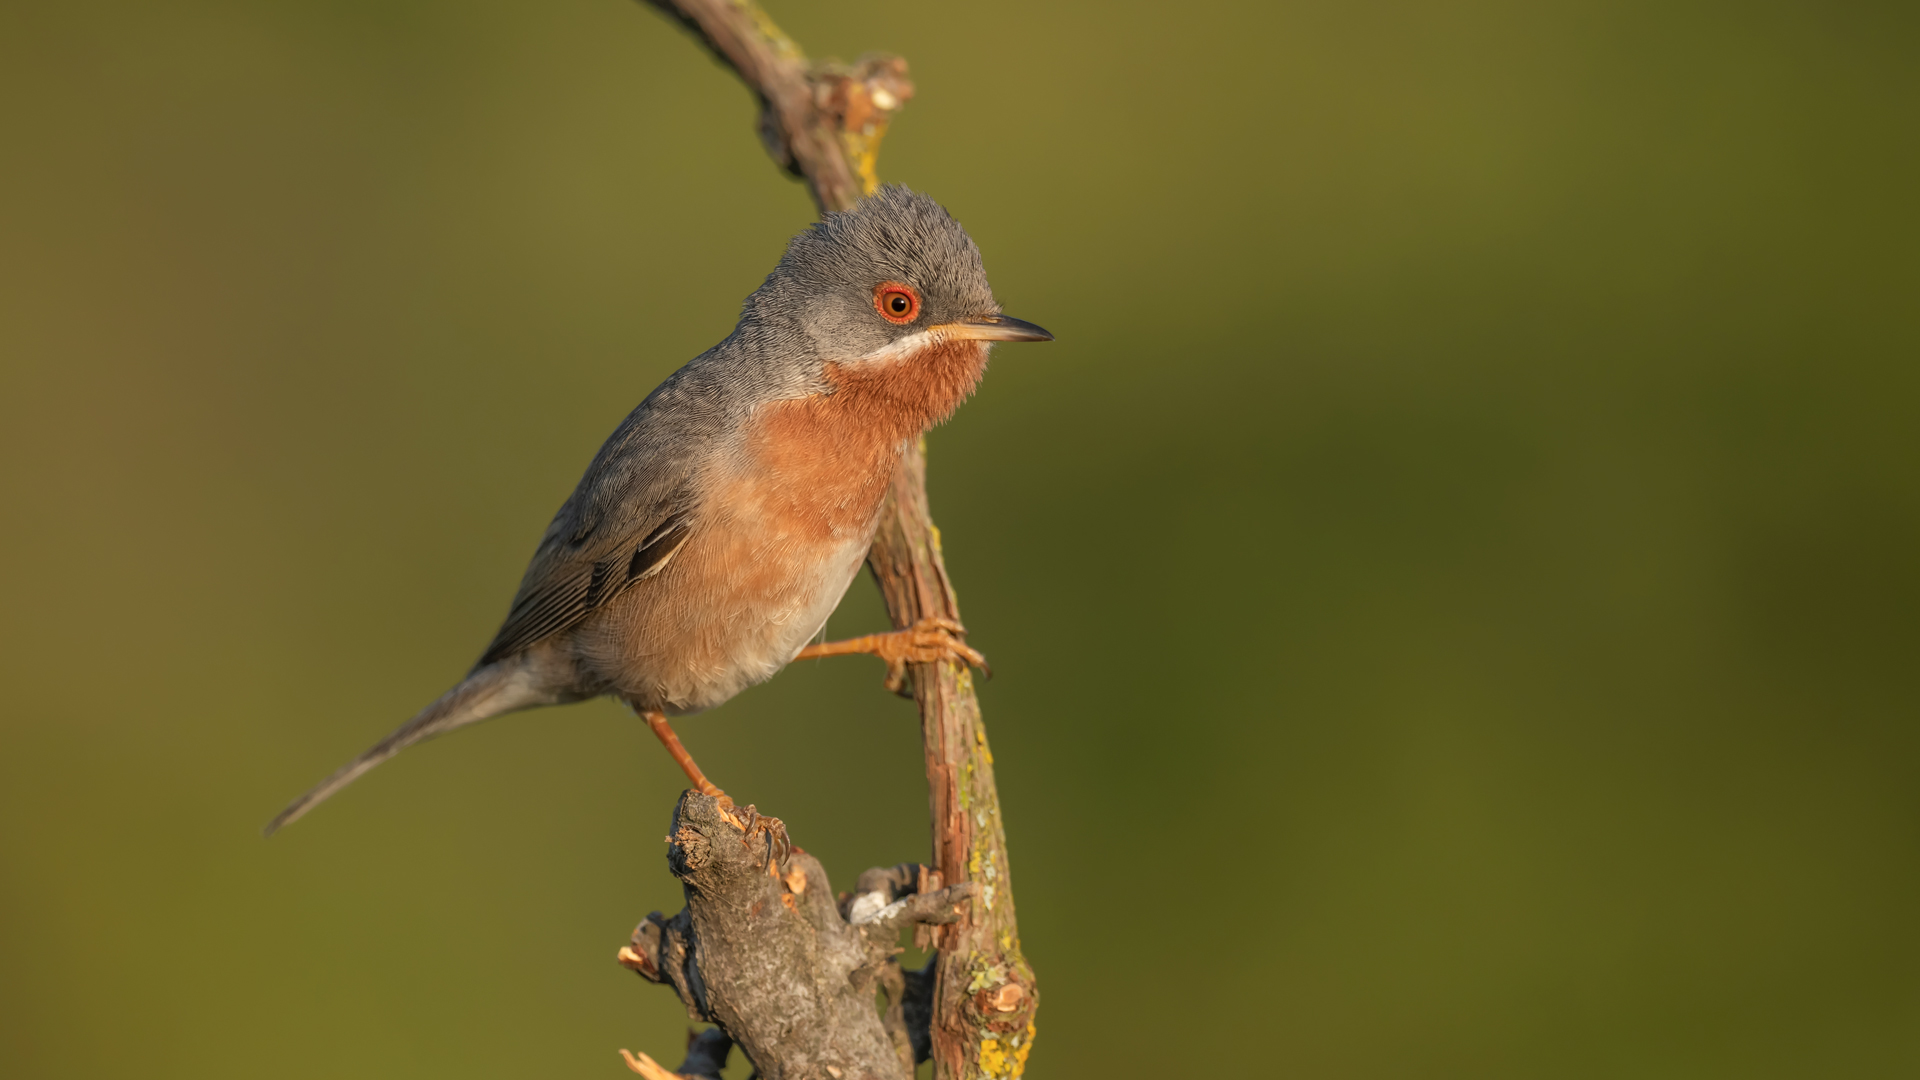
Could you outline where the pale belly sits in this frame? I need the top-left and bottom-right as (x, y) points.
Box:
(574, 501), (880, 716)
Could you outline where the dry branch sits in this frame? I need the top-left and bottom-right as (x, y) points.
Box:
(621, 3), (1038, 1077)
(621, 793), (976, 1077)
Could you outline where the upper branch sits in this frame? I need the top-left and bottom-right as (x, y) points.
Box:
(640, 0), (912, 213)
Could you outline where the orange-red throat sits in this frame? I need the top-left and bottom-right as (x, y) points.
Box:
(821, 336), (990, 442)
(741, 338), (987, 541)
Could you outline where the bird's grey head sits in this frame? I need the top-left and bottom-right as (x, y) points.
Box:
(744, 185), (1051, 365)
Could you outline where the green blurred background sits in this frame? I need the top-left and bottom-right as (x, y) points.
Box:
(3, 0), (1917, 1075)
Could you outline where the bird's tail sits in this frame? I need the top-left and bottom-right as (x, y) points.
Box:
(263, 659), (555, 836)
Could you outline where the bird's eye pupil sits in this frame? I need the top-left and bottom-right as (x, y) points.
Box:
(890, 295), (908, 313)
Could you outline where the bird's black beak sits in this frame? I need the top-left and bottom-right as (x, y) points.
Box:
(937, 314), (1054, 343)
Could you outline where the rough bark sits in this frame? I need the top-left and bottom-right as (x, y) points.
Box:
(619, 794), (974, 1078)
(620, 3), (1038, 1077)
(865, 442), (1038, 1079)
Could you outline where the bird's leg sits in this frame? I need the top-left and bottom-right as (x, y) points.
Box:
(794, 615), (989, 694)
(642, 710), (787, 861)
(642, 710), (728, 804)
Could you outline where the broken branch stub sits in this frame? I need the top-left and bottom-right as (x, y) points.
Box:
(620, 793), (976, 1078)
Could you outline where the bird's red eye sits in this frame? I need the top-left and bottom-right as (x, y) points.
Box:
(874, 283), (920, 324)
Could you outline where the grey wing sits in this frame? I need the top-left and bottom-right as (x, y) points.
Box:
(475, 505), (693, 667)
(475, 380), (724, 669)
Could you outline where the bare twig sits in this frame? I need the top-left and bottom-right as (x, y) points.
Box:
(639, 0), (912, 214)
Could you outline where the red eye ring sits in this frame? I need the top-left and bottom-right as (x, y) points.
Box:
(874, 283), (921, 324)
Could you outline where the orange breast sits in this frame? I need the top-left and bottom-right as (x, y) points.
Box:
(585, 338), (990, 714)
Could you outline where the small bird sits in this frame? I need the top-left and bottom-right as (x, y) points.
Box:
(266, 187), (1050, 834)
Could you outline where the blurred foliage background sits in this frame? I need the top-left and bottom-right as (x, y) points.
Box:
(3, 0), (1917, 1076)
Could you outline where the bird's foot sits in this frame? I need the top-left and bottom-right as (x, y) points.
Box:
(795, 616), (990, 694)
(871, 616), (991, 694)
(717, 801), (791, 869)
